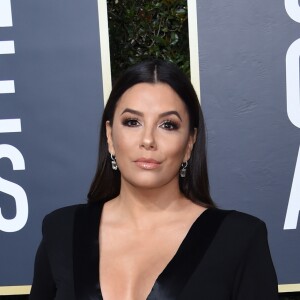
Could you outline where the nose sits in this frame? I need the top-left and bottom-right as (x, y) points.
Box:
(140, 126), (157, 150)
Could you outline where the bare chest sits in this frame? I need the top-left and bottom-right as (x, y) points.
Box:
(99, 225), (187, 300)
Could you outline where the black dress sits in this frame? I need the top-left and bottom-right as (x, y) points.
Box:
(29, 202), (278, 300)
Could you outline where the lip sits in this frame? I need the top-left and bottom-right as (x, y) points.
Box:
(134, 158), (161, 170)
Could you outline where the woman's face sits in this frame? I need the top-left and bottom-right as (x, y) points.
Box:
(106, 82), (196, 190)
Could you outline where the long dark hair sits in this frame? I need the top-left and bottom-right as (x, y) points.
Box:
(88, 59), (215, 208)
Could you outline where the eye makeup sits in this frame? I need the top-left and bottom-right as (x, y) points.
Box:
(120, 108), (182, 131)
(159, 119), (180, 130)
(121, 117), (140, 127)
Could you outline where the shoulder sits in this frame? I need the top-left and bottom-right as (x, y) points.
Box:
(212, 209), (269, 248)
(208, 208), (265, 228)
(42, 202), (102, 237)
(40, 204), (93, 254)
(43, 204), (84, 226)
(206, 208), (266, 235)
(42, 204), (86, 236)
(223, 209), (266, 233)
(222, 209), (265, 227)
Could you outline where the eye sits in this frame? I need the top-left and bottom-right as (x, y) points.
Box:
(159, 120), (179, 131)
(122, 118), (140, 127)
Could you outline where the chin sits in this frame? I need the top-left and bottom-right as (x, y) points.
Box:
(122, 174), (177, 190)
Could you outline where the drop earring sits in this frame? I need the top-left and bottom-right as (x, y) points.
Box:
(111, 154), (118, 170)
(180, 161), (188, 178)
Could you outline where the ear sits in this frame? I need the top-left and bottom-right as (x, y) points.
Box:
(106, 121), (115, 155)
(183, 128), (197, 162)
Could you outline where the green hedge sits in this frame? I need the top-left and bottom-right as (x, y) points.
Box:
(107, 0), (190, 81)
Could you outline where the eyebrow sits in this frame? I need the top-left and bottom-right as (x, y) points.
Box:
(121, 108), (182, 121)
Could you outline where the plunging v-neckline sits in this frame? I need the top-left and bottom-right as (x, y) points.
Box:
(73, 202), (228, 300)
(99, 206), (210, 300)
(144, 208), (211, 299)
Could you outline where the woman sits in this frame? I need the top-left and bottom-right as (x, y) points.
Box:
(30, 60), (278, 299)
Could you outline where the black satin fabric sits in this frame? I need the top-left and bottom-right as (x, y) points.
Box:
(72, 202), (228, 300)
(30, 202), (278, 300)
(146, 209), (228, 300)
(73, 202), (102, 299)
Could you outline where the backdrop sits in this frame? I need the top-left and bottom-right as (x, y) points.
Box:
(196, 0), (300, 288)
(0, 0), (106, 288)
(1, 0), (300, 292)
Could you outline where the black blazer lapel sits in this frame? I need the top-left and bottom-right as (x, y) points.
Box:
(148, 209), (230, 300)
(73, 202), (103, 300)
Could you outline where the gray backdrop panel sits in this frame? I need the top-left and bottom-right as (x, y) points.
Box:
(0, 0), (104, 285)
(197, 1), (299, 284)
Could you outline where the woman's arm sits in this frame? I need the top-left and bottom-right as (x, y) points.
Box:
(232, 221), (279, 300)
(29, 228), (56, 299)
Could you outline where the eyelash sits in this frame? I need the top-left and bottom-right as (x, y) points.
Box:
(159, 120), (179, 130)
(122, 118), (179, 131)
(122, 118), (140, 127)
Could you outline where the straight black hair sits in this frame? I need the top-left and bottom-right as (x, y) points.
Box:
(88, 59), (215, 208)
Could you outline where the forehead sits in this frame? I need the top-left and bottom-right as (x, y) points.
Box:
(115, 83), (188, 114)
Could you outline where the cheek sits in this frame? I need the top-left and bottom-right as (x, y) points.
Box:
(162, 136), (190, 159)
(111, 129), (135, 154)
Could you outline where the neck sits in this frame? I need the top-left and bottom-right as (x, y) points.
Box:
(109, 179), (189, 229)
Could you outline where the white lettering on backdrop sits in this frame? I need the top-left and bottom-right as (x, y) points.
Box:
(284, 0), (300, 229)
(0, 0), (29, 232)
(0, 145), (28, 232)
